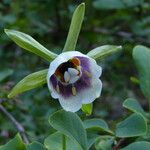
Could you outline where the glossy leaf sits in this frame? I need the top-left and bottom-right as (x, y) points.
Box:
(63, 3), (85, 52)
(83, 118), (113, 134)
(8, 69), (48, 98)
(133, 45), (150, 101)
(44, 132), (81, 150)
(123, 98), (145, 117)
(0, 134), (26, 150)
(49, 110), (88, 150)
(5, 29), (57, 61)
(121, 141), (150, 150)
(116, 113), (147, 137)
(87, 45), (122, 60)
(81, 103), (93, 115)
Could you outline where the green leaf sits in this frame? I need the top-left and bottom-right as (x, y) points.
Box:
(49, 110), (88, 150)
(87, 132), (99, 149)
(26, 142), (46, 150)
(123, 98), (145, 117)
(44, 132), (81, 150)
(87, 45), (122, 60)
(121, 141), (150, 150)
(93, 0), (143, 10)
(133, 45), (150, 101)
(4, 29), (57, 62)
(81, 103), (93, 115)
(0, 69), (13, 82)
(83, 119), (113, 134)
(63, 3), (85, 52)
(8, 69), (48, 98)
(115, 113), (147, 137)
(0, 134), (26, 150)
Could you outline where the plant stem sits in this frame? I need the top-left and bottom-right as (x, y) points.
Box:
(62, 134), (66, 150)
(0, 103), (29, 144)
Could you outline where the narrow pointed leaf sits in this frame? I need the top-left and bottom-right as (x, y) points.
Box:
(5, 29), (57, 61)
(81, 103), (93, 115)
(115, 113), (147, 137)
(63, 3), (85, 52)
(133, 45), (150, 101)
(49, 110), (88, 150)
(8, 69), (48, 98)
(0, 134), (26, 150)
(87, 45), (122, 60)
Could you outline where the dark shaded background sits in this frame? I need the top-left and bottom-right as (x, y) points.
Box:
(0, 0), (150, 144)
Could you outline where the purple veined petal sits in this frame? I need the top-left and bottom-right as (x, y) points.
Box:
(47, 51), (102, 112)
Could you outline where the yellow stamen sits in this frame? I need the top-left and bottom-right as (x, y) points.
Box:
(56, 84), (60, 93)
(85, 71), (92, 77)
(72, 86), (77, 96)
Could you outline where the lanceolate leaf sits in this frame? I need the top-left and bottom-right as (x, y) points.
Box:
(81, 103), (93, 115)
(49, 110), (88, 150)
(133, 45), (150, 101)
(0, 134), (26, 150)
(115, 113), (147, 138)
(63, 3), (85, 52)
(87, 45), (122, 60)
(8, 69), (48, 98)
(4, 29), (58, 62)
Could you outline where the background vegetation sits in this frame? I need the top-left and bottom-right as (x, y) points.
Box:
(0, 0), (150, 147)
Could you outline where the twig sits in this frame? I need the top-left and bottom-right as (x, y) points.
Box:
(113, 138), (126, 150)
(0, 104), (29, 144)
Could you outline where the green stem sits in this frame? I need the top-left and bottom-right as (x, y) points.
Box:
(62, 134), (66, 150)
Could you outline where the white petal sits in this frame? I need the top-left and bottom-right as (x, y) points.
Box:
(47, 51), (87, 79)
(69, 76), (80, 84)
(81, 78), (102, 104)
(58, 94), (82, 112)
(64, 71), (70, 83)
(68, 68), (79, 76)
(88, 58), (102, 78)
(51, 91), (59, 99)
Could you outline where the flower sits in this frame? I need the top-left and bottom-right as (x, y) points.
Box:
(47, 51), (102, 112)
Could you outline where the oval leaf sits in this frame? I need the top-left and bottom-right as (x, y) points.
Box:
(87, 45), (122, 60)
(115, 113), (147, 137)
(121, 141), (150, 150)
(8, 69), (48, 98)
(26, 142), (46, 150)
(133, 45), (150, 101)
(4, 29), (57, 61)
(44, 132), (81, 150)
(83, 118), (113, 134)
(49, 110), (88, 150)
(63, 3), (85, 52)
(123, 98), (145, 117)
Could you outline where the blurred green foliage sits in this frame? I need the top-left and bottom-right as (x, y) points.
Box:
(0, 0), (150, 146)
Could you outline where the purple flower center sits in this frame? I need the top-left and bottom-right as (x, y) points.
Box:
(49, 56), (92, 98)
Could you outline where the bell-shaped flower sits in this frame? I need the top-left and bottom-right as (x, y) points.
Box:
(47, 51), (102, 112)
